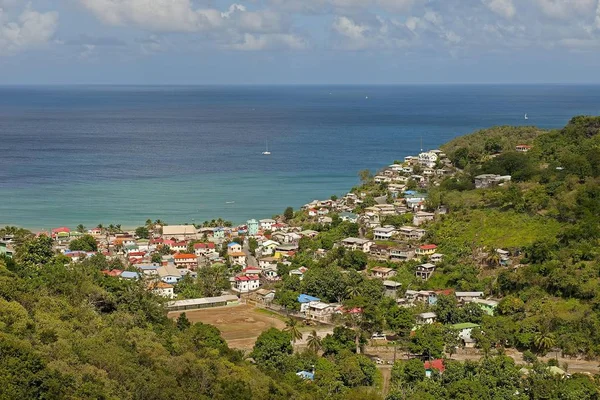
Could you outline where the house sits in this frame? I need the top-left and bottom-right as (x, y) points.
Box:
(229, 252), (247, 266)
(370, 267), (397, 279)
(306, 301), (336, 323)
(0, 242), (14, 259)
(339, 212), (358, 223)
(474, 174), (512, 189)
(259, 257), (278, 270)
(472, 299), (499, 315)
(418, 152), (438, 168)
(430, 253), (444, 263)
(361, 212), (381, 228)
(241, 266), (262, 276)
(253, 288), (276, 304)
(389, 246), (416, 262)
(135, 263), (160, 277)
(162, 225), (197, 240)
(516, 144), (532, 152)
(213, 227), (225, 241)
(416, 244), (438, 256)
(308, 208), (318, 217)
(247, 219), (259, 236)
(298, 294), (320, 313)
(231, 274), (260, 293)
(455, 291), (484, 304)
(289, 266), (308, 280)
(373, 226), (397, 240)
(370, 244), (391, 260)
(263, 268), (279, 281)
(416, 263), (436, 280)
(174, 253), (198, 269)
(424, 359), (445, 378)
(194, 242), (216, 256)
(450, 322), (480, 348)
(149, 281), (175, 299)
(157, 264), (182, 284)
(318, 216), (333, 224)
(120, 271), (140, 280)
(259, 219), (276, 231)
(52, 227), (71, 240)
(383, 280), (402, 298)
(227, 242), (242, 254)
(398, 226), (427, 240)
(341, 237), (373, 253)
(413, 211), (435, 226)
(260, 240), (280, 255)
(416, 312), (437, 325)
(171, 242), (188, 252)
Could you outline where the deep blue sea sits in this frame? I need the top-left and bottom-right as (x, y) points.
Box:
(1, 85), (599, 230)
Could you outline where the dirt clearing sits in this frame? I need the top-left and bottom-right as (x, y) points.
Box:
(169, 304), (286, 350)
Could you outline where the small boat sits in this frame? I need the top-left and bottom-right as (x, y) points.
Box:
(524, 113), (528, 120)
(225, 201), (235, 204)
(262, 140), (271, 155)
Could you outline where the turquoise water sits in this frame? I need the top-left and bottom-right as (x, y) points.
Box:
(1, 85), (599, 229)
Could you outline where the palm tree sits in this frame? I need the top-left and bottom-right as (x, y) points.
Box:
(76, 224), (86, 233)
(485, 250), (501, 267)
(534, 331), (556, 353)
(345, 283), (362, 299)
(306, 330), (322, 354)
(283, 318), (303, 345)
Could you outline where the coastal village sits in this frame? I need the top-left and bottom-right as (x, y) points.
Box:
(2, 142), (560, 374)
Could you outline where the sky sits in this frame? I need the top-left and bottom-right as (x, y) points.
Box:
(1, 0), (600, 84)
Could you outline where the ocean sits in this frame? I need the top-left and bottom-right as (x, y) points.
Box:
(1, 84), (599, 230)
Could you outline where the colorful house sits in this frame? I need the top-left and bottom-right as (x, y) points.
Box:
(247, 219), (259, 236)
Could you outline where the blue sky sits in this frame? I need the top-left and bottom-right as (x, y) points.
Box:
(2, 0), (600, 84)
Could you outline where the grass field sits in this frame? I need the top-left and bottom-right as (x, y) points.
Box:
(168, 304), (286, 350)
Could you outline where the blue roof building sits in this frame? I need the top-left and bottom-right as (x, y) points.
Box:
(120, 271), (140, 280)
(298, 294), (320, 303)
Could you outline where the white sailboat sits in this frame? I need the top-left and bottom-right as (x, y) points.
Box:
(262, 140), (271, 155)
(524, 113), (528, 120)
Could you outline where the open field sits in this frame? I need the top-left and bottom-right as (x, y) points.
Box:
(169, 304), (287, 350)
(168, 304), (335, 350)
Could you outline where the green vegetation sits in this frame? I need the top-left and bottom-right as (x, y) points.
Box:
(0, 234), (387, 399)
(387, 356), (596, 400)
(68, 234), (98, 252)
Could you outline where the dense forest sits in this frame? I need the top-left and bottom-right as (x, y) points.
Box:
(0, 240), (385, 399)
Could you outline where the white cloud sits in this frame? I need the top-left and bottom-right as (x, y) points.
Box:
(0, 5), (58, 55)
(77, 0), (228, 32)
(228, 32), (308, 50)
(534, 0), (597, 19)
(483, 0), (516, 19)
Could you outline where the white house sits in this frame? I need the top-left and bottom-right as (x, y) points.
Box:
(306, 301), (336, 323)
(259, 257), (278, 270)
(259, 219), (276, 231)
(413, 211), (435, 226)
(418, 152), (438, 168)
(370, 267), (397, 279)
(149, 281), (175, 299)
(157, 264), (182, 284)
(416, 312), (437, 325)
(229, 252), (247, 266)
(341, 237), (373, 253)
(231, 274), (260, 293)
(227, 242), (242, 255)
(373, 226), (397, 240)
